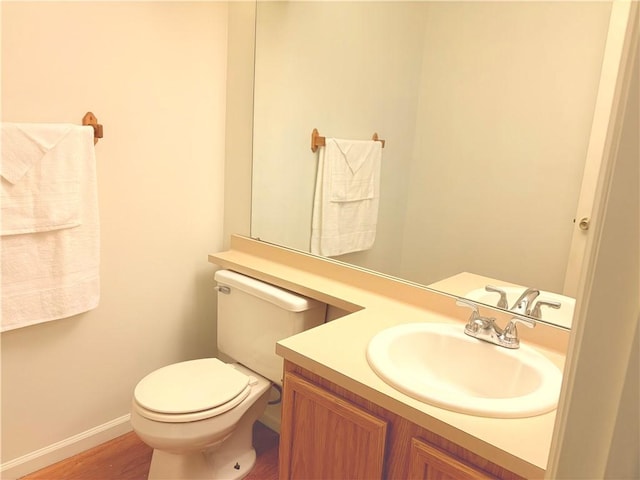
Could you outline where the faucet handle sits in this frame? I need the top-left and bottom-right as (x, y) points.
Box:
(502, 316), (536, 347)
(456, 299), (494, 331)
(485, 285), (509, 309)
(531, 300), (561, 319)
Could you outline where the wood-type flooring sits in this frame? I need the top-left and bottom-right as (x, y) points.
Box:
(21, 422), (279, 480)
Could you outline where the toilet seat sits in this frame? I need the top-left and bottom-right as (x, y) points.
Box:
(133, 358), (254, 423)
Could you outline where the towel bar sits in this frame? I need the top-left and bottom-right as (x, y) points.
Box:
(311, 128), (385, 152)
(82, 112), (103, 144)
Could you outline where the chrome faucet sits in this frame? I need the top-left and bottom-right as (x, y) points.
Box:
(510, 287), (540, 315)
(483, 285), (562, 320)
(457, 299), (536, 349)
(483, 285), (540, 314)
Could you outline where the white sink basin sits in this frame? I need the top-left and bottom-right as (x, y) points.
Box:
(465, 286), (575, 329)
(366, 322), (562, 418)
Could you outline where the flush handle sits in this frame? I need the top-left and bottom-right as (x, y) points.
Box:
(216, 285), (231, 294)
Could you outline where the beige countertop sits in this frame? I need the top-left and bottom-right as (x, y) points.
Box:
(209, 236), (568, 479)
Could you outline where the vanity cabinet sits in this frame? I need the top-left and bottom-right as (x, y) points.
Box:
(409, 437), (495, 480)
(278, 371), (387, 479)
(279, 361), (524, 480)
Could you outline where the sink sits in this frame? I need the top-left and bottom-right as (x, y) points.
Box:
(465, 286), (575, 329)
(366, 322), (562, 418)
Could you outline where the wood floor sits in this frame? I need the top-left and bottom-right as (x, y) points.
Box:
(22, 422), (279, 480)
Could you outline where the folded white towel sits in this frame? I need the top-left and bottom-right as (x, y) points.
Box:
(311, 138), (382, 257)
(1, 123), (100, 331)
(329, 139), (379, 202)
(1, 123), (80, 234)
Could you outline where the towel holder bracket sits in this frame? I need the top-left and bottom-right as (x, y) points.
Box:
(82, 112), (103, 144)
(311, 128), (325, 152)
(371, 132), (386, 148)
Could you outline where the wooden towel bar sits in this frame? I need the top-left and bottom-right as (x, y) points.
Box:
(311, 128), (385, 152)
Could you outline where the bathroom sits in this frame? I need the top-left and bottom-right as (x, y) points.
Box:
(1, 1), (637, 479)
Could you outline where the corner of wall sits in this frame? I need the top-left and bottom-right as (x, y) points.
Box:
(223, 2), (256, 248)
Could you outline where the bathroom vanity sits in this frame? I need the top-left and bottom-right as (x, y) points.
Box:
(209, 236), (569, 479)
(279, 363), (518, 479)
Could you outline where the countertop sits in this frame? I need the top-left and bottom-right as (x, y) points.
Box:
(209, 236), (568, 479)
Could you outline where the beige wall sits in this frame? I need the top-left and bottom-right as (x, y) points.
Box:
(1, 1), (228, 474)
(402, 1), (612, 293)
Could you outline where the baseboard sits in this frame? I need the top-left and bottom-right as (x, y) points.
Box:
(1, 414), (132, 480)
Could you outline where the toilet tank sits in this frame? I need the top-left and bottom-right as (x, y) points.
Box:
(215, 270), (327, 385)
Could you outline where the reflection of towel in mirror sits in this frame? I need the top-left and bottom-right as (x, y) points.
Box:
(1, 123), (100, 332)
(311, 138), (382, 257)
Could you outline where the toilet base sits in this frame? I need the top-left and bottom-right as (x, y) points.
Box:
(147, 411), (261, 480)
(148, 445), (257, 480)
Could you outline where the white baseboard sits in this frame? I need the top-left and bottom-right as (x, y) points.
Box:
(1, 414), (132, 480)
(1, 407), (277, 479)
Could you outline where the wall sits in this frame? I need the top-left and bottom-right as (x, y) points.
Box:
(1, 2), (228, 476)
(606, 322), (639, 478)
(402, 1), (611, 292)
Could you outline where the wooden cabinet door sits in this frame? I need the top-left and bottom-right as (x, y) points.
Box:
(279, 372), (387, 480)
(409, 437), (496, 480)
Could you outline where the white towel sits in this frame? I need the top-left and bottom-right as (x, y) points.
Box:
(311, 138), (382, 257)
(1, 123), (100, 331)
(1, 123), (80, 234)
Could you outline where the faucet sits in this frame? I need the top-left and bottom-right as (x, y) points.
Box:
(456, 299), (536, 349)
(510, 288), (540, 315)
(482, 285), (562, 320)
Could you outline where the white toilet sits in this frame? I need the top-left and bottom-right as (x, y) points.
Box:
(130, 270), (326, 480)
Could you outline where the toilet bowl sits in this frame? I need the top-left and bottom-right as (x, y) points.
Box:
(131, 360), (270, 480)
(130, 270), (327, 480)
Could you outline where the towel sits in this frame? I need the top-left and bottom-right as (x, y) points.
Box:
(310, 138), (382, 257)
(1, 123), (100, 332)
(1, 123), (81, 234)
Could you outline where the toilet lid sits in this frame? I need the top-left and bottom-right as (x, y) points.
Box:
(134, 358), (249, 414)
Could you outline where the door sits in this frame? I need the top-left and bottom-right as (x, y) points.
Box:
(279, 372), (387, 480)
(408, 437), (495, 480)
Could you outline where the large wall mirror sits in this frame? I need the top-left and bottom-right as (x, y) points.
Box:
(251, 1), (615, 330)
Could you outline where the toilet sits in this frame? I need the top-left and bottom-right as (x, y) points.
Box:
(130, 270), (327, 480)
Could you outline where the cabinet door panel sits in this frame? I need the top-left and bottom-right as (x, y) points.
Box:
(409, 437), (496, 480)
(279, 372), (387, 480)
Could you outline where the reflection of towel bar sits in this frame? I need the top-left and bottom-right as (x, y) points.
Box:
(311, 128), (385, 152)
(82, 112), (103, 145)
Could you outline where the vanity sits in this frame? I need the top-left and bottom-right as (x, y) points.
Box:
(210, 236), (569, 480)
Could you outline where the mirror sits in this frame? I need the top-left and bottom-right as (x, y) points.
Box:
(251, 1), (614, 329)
